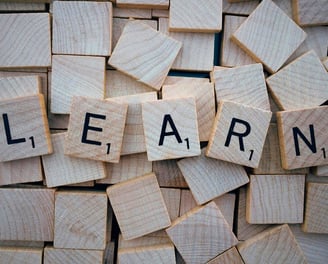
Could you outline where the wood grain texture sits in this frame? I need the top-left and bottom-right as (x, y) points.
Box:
(273, 0), (293, 17)
(302, 183), (328, 233)
(0, 187), (55, 241)
(161, 188), (181, 221)
(169, 0), (222, 32)
(207, 247), (244, 264)
(54, 191), (108, 250)
(232, 0), (306, 73)
(166, 201), (238, 264)
(152, 9), (169, 18)
(313, 165), (328, 176)
(116, 0), (169, 9)
(107, 173), (171, 240)
(292, 0), (328, 26)
(223, 0), (259, 15)
(163, 76), (209, 86)
(113, 7), (152, 18)
(65, 96), (128, 163)
(0, 247), (42, 264)
(51, 55), (105, 114)
(104, 241), (115, 264)
(238, 225), (307, 264)
(247, 174), (305, 224)
(0, 13), (51, 68)
(307, 173), (328, 184)
(0, 241), (44, 248)
(277, 105), (328, 169)
(213, 193), (236, 230)
(323, 57), (328, 71)
(179, 189), (198, 216)
(0, 76), (40, 99)
(42, 133), (106, 187)
(0, 2), (45, 11)
(108, 20), (181, 90)
(118, 231), (171, 249)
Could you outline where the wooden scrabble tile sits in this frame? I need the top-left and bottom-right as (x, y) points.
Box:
(0, 76), (40, 99)
(162, 82), (215, 141)
(64, 96), (128, 163)
(212, 63), (270, 110)
(108, 20), (181, 90)
(54, 191), (108, 250)
(0, 95), (52, 162)
(0, 13), (51, 68)
(206, 100), (271, 168)
(163, 76), (209, 86)
(179, 189), (198, 216)
(223, 0), (259, 15)
(142, 97), (200, 161)
(166, 202), (238, 264)
(0, 2), (46, 11)
(169, 0), (222, 32)
(232, 0), (306, 73)
(44, 247), (104, 264)
(152, 9), (169, 18)
(0, 187), (54, 241)
(107, 173), (171, 240)
(116, 0), (169, 9)
(247, 174), (305, 224)
(178, 151), (248, 205)
(273, 0), (293, 17)
(207, 247), (244, 264)
(313, 165), (328, 176)
(213, 193), (236, 230)
(118, 231), (171, 249)
(51, 55), (105, 114)
(238, 225), (307, 263)
(53, 1), (112, 56)
(302, 182), (328, 233)
(161, 188), (181, 221)
(0, 241), (44, 248)
(113, 7), (152, 18)
(159, 18), (215, 72)
(267, 51), (328, 111)
(292, 0), (328, 26)
(0, 247), (43, 264)
(42, 133), (106, 187)
(107, 92), (157, 155)
(277, 105), (328, 169)
(98, 153), (152, 184)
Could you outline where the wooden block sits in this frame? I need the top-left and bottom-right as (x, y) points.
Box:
(0, 187), (54, 241)
(0, 241), (44, 248)
(178, 151), (248, 205)
(273, 0), (293, 17)
(302, 182), (328, 233)
(44, 246), (104, 264)
(0, 76), (40, 99)
(0, 13), (51, 68)
(232, 0), (306, 73)
(64, 96), (128, 163)
(51, 55), (105, 114)
(223, 0), (259, 15)
(163, 76), (209, 86)
(116, 0), (169, 9)
(162, 82), (215, 141)
(118, 231), (171, 249)
(0, 247), (43, 264)
(247, 174), (305, 224)
(166, 202), (238, 264)
(206, 100), (271, 168)
(213, 193), (236, 230)
(238, 225), (307, 264)
(212, 63), (270, 110)
(54, 191), (108, 250)
(159, 18), (215, 72)
(169, 0), (222, 33)
(108, 20), (181, 90)
(0, 95), (52, 162)
(0, 2), (46, 11)
(107, 173), (171, 240)
(98, 153), (152, 184)
(292, 0), (328, 26)
(179, 189), (197, 216)
(207, 247), (244, 264)
(267, 51), (328, 111)
(42, 133), (106, 187)
(277, 105), (328, 169)
(307, 173), (328, 184)
(142, 97), (200, 161)
(113, 7), (152, 18)
(313, 165), (328, 176)
(53, 1), (112, 56)
(161, 188), (181, 221)
(152, 9), (169, 18)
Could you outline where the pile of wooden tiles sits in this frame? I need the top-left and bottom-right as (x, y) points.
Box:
(0, 0), (328, 263)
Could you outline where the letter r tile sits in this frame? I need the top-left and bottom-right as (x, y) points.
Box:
(65, 96), (128, 163)
(206, 100), (271, 168)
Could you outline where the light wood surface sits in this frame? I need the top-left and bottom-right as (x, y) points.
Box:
(213, 193), (236, 230)
(163, 76), (209, 86)
(0, 2), (45, 11)
(113, 7), (152, 18)
(0, 247), (43, 264)
(292, 0), (328, 26)
(118, 231), (171, 249)
(207, 247), (244, 264)
(313, 165), (328, 176)
(0, 76), (40, 99)
(179, 189), (198, 216)
(116, 0), (169, 9)
(0, 241), (44, 248)
(152, 9), (169, 17)
(223, 0), (259, 15)
(323, 57), (328, 71)
(273, 0), (293, 17)
(161, 188), (181, 222)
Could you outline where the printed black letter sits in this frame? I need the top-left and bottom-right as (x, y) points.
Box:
(224, 118), (251, 151)
(81, 112), (106, 146)
(293, 125), (316, 156)
(2, 113), (26, 145)
(158, 114), (183, 146)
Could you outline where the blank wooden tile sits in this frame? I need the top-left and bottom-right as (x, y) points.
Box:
(238, 225), (307, 264)
(247, 174), (305, 224)
(179, 189), (198, 216)
(54, 191), (108, 250)
(163, 76), (209, 86)
(0, 76), (40, 99)
(0, 247), (42, 264)
(206, 100), (271, 168)
(142, 97), (200, 161)
(53, 1), (112, 56)
(42, 133), (106, 187)
(212, 63), (270, 110)
(113, 7), (152, 18)
(273, 0), (293, 17)
(0, 95), (52, 162)
(162, 82), (215, 141)
(207, 247), (244, 264)
(166, 202), (238, 264)
(107, 173), (171, 240)
(65, 96), (128, 163)
(169, 0), (222, 32)
(267, 51), (328, 111)
(0, 13), (51, 68)
(213, 193), (236, 230)
(0, 187), (55, 241)
(161, 188), (181, 221)
(108, 20), (181, 90)
(232, 0), (306, 73)
(277, 105), (328, 169)
(313, 165), (328, 176)
(0, 2), (46, 11)
(116, 0), (169, 9)
(51, 55), (105, 114)
(223, 0), (259, 15)
(293, 0), (328, 26)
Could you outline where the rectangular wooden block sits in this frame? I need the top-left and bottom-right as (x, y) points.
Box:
(152, 9), (169, 18)
(292, 0), (328, 26)
(113, 7), (152, 18)
(0, 241), (44, 248)
(0, 13), (51, 68)
(277, 105), (328, 169)
(163, 76), (210, 86)
(0, 75), (40, 99)
(118, 231), (171, 249)
(0, 2), (46, 11)
(0, 94), (52, 162)
(116, 0), (169, 9)
(223, 0), (259, 15)
(0, 247), (43, 264)
(179, 189), (198, 216)
(313, 165), (328, 176)
(161, 188), (181, 221)
(65, 96), (128, 163)
(142, 97), (201, 161)
(207, 247), (244, 264)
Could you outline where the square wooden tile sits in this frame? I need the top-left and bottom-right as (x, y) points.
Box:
(293, 0), (328, 26)
(116, 0), (169, 9)
(0, 247), (43, 264)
